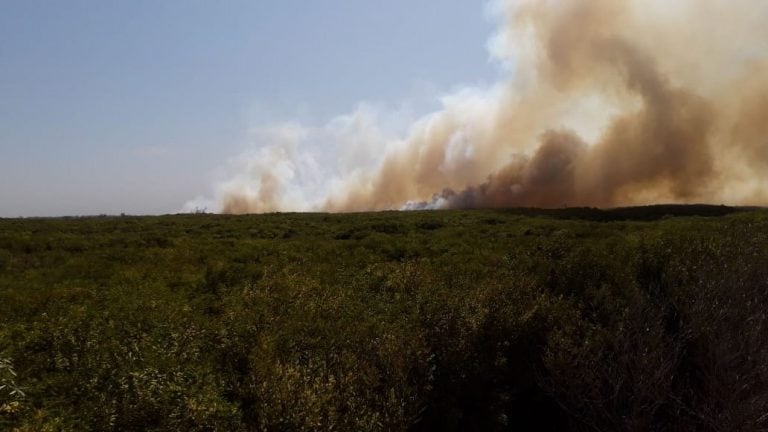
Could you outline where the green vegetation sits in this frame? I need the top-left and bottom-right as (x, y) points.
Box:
(1, 206), (767, 431)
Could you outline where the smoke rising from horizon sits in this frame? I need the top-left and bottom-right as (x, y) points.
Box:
(187, 0), (768, 214)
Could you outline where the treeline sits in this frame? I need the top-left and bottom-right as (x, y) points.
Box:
(0, 209), (767, 431)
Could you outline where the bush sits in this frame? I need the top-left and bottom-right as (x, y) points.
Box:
(0, 208), (766, 430)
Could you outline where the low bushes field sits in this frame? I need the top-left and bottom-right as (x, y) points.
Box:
(0, 206), (766, 431)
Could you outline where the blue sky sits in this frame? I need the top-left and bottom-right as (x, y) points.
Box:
(0, 0), (499, 216)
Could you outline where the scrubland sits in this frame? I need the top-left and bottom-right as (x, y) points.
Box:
(1, 206), (766, 431)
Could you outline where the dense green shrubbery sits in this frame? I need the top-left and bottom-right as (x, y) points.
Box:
(0, 207), (767, 431)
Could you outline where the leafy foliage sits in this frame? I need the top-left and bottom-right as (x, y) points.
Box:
(0, 206), (766, 431)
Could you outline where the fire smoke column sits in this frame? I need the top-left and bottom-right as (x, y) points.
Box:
(202, 0), (768, 214)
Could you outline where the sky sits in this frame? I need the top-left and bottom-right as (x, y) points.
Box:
(0, 0), (499, 217)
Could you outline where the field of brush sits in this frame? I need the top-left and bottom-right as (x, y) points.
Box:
(1, 205), (767, 431)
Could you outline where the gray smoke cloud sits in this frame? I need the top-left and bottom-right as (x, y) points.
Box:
(188, 0), (768, 214)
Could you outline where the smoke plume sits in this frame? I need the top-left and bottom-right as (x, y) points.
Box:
(189, 0), (768, 213)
